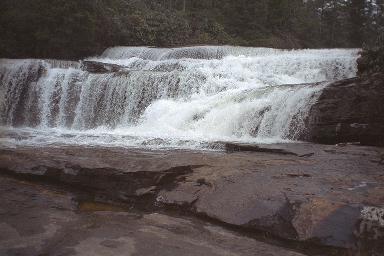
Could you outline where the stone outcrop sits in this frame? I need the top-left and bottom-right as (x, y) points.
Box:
(0, 176), (305, 256)
(357, 47), (384, 76)
(1, 143), (383, 255)
(81, 60), (127, 73)
(305, 73), (384, 146)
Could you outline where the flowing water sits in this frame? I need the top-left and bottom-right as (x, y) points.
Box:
(0, 46), (359, 149)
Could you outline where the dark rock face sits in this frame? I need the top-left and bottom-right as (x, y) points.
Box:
(81, 60), (127, 73)
(305, 73), (384, 146)
(357, 47), (384, 76)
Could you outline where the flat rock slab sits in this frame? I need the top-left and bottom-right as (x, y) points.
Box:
(0, 176), (305, 256)
(0, 143), (383, 253)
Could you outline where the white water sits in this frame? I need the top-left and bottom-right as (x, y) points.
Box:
(0, 46), (359, 149)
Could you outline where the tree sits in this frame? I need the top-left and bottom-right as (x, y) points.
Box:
(1, 0), (384, 59)
(349, 0), (367, 46)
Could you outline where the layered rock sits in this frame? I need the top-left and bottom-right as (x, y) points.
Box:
(0, 176), (305, 256)
(1, 143), (383, 254)
(81, 60), (127, 73)
(305, 73), (384, 146)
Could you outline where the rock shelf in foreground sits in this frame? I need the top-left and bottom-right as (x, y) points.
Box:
(0, 143), (383, 255)
(0, 176), (306, 256)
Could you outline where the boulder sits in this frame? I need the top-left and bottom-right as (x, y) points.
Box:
(81, 60), (126, 73)
(305, 73), (384, 146)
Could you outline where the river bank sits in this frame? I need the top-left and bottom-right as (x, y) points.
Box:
(1, 142), (383, 255)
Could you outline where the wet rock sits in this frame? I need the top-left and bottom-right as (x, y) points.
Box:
(222, 142), (298, 155)
(81, 60), (126, 73)
(305, 73), (384, 146)
(357, 47), (384, 76)
(291, 199), (362, 247)
(0, 143), (383, 254)
(0, 176), (306, 256)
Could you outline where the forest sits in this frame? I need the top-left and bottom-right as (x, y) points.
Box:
(0, 0), (383, 59)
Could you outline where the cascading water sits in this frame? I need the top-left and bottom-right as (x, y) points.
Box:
(0, 46), (359, 149)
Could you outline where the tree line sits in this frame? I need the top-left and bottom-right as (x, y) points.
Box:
(0, 0), (383, 59)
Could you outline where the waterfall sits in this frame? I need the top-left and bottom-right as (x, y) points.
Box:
(0, 46), (359, 148)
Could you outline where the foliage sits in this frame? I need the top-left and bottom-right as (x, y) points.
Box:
(0, 0), (383, 59)
(358, 44), (384, 75)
